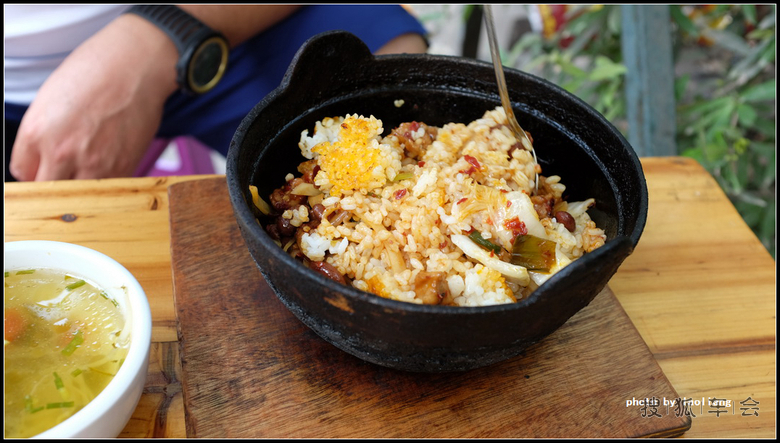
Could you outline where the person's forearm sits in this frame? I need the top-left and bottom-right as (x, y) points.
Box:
(111, 12), (180, 98)
(178, 5), (303, 48)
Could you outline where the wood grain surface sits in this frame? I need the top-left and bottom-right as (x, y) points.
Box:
(3, 157), (775, 438)
(4, 176), (202, 438)
(608, 157), (776, 438)
(168, 177), (690, 439)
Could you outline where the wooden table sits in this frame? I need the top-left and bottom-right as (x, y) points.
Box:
(4, 157), (775, 438)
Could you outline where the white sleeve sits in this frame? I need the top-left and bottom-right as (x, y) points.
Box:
(4, 4), (130, 104)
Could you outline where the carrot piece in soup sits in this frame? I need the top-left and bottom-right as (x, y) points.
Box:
(4, 307), (27, 342)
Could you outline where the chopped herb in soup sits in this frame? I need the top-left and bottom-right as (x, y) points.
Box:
(4, 268), (130, 438)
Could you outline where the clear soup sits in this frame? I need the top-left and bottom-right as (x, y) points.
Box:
(4, 268), (130, 438)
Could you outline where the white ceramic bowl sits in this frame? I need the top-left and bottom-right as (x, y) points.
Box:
(4, 240), (152, 438)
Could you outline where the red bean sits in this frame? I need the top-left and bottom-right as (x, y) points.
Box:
(309, 261), (347, 285)
(555, 211), (576, 232)
(276, 216), (296, 237)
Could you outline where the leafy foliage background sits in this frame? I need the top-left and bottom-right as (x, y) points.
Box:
(414, 4), (776, 258)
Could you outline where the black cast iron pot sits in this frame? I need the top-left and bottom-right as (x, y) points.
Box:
(226, 31), (648, 372)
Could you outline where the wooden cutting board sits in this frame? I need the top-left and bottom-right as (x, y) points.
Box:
(168, 177), (691, 438)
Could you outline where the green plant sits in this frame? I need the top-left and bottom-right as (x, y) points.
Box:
(506, 5), (628, 125)
(506, 4), (775, 258)
(672, 5), (775, 258)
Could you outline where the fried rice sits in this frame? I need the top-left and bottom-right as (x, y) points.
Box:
(255, 107), (606, 307)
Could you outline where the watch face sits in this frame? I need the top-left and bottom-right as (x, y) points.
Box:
(189, 37), (228, 94)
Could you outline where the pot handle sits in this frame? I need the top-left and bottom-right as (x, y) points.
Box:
(279, 30), (375, 96)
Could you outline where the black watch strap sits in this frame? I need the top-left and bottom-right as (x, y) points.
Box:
(125, 5), (228, 94)
(126, 5), (215, 56)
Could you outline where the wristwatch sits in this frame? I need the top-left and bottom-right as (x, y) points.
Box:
(125, 5), (229, 95)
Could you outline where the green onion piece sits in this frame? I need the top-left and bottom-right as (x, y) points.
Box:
(510, 234), (557, 272)
(53, 372), (64, 390)
(54, 372), (70, 399)
(16, 269), (36, 275)
(71, 369), (83, 377)
(4, 271), (9, 278)
(61, 330), (84, 356)
(468, 230), (503, 254)
(100, 291), (119, 307)
(25, 396), (45, 414)
(46, 402), (75, 409)
(65, 279), (86, 291)
(392, 172), (414, 182)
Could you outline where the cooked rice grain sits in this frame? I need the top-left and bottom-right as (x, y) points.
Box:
(282, 107), (606, 306)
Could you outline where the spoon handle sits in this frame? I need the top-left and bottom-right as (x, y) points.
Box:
(483, 5), (538, 189)
(484, 6), (522, 136)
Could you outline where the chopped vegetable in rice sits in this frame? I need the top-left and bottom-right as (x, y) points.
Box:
(254, 107), (606, 306)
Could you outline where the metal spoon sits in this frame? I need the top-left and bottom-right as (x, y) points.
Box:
(483, 5), (539, 191)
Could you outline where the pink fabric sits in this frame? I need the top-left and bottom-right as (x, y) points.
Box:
(134, 136), (215, 177)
